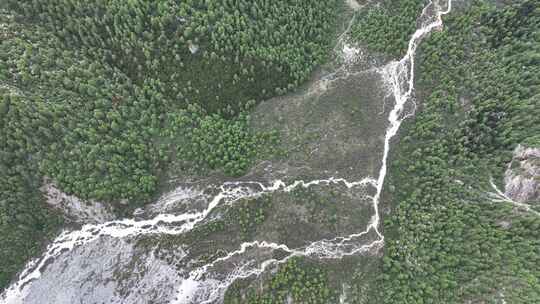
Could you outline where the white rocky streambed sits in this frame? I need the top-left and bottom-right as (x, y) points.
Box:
(1, 1), (453, 303)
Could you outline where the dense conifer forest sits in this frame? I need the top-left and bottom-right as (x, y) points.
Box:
(382, 0), (540, 302)
(352, 0), (427, 58)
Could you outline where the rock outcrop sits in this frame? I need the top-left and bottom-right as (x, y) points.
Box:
(504, 145), (540, 204)
(42, 179), (116, 224)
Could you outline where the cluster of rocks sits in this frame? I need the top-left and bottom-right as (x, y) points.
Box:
(504, 145), (540, 204)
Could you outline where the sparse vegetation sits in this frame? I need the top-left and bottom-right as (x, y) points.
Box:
(228, 196), (271, 240)
(225, 257), (337, 304)
(291, 187), (340, 231)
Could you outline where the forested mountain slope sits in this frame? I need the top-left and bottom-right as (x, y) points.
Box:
(381, 0), (540, 302)
(0, 0), (538, 303)
(0, 0), (339, 291)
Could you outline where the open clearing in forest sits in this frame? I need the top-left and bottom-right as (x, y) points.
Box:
(248, 54), (391, 183)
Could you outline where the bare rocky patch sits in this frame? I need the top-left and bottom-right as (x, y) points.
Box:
(504, 145), (540, 204)
(42, 179), (115, 224)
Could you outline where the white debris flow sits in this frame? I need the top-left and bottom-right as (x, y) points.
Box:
(169, 2), (454, 302)
(1, 178), (375, 303)
(1, 1), (453, 303)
